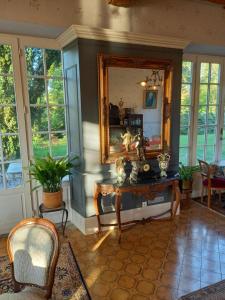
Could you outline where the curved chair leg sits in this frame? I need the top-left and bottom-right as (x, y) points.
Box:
(207, 188), (211, 208)
(219, 190), (222, 202)
(201, 185), (204, 203)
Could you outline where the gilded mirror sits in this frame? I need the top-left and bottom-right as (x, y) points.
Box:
(98, 54), (173, 164)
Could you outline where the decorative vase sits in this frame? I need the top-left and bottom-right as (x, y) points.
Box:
(157, 153), (170, 177)
(43, 190), (62, 208)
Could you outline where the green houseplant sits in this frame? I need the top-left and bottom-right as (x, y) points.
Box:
(29, 154), (77, 208)
(178, 163), (199, 190)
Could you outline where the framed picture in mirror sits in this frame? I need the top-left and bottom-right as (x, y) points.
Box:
(143, 90), (158, 109)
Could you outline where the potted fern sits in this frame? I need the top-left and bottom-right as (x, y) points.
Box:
(178, 163), (199, 190)
(29, 154), (76, 208)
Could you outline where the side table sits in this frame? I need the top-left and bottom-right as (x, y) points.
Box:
(39, 201), (68, 236)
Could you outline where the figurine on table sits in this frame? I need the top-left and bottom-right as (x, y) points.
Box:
(134, 128), (145, 159)
(121, 128), (133, 152)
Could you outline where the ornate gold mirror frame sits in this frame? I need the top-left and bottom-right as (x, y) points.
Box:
(98, 54), (173, 164)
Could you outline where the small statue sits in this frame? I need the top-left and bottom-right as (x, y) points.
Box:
(115, 157), (126, 184)
(118, 98), (125, 125)
(134, 128), (145, 159)
(157, 153), (170, 177)
(121, 128), (133, 152)
(129, 161), (139, 184)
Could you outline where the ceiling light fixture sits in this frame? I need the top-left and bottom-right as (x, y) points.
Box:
(137, 70), (163, 90)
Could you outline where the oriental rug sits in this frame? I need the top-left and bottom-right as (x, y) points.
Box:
(0, 242), (91, 300)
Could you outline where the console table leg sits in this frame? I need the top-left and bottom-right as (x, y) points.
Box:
(115, 190), (122, 243)
(172, 182), (181, 217)
(93, 185), (101, 233)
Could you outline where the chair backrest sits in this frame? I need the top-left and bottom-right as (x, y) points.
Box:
(198, 159), (215, 180)
(7, 218), (59, 297)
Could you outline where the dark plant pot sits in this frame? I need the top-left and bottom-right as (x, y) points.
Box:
(182, 179), (192, 191)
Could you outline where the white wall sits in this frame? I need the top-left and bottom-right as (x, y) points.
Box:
(108, 67), (164, 139)
(0, 0), (225, 46)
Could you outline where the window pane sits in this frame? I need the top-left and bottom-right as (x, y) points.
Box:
(200, 63), (209, 83)
(0, 106), (18, 133)
(0, 76), (15, 104)
(209, 85), (219, 105)
(208, 106), (217, 125)
(25, 48), (44, 76)
(205, 145), (215, 163)
(2, 135), (20, 161)
(182, 61), (192, 83)
(180, 127), (189, 147)
(5, 161), (22, 188)
(180, 106), (190, 126)
(28, 78), (46, 105)
(51, 133), (67, 157)
(196, 145), (204, 161)
(0, 165), (3, 190)
(50, 107), (65, 131)
(210, 63), (220, 84)
(48, 79), (64, 105)
(46, 49), (62, 77)
(181, 84), (191, 105)
(30, 107), (48, 132)
(197, 127), (205, 145)
(0, 45), (13, 74)
(179, 147), (188, 165)
(198, 106), (207, 125)
(199, 85), (208, 105)
(207, 127), (216, 144)
(32, 133), (50, 158)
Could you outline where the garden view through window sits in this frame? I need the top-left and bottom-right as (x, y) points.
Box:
(0, 44), (22, 189)
(179, 61), (193, 165)
(179, 58), (222, 165)
(25, 47), (67, 159)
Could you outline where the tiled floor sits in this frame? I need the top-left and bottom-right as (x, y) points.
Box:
(1, 201), (225, 299)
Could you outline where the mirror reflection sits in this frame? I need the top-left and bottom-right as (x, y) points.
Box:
(108, 67), (165, 158)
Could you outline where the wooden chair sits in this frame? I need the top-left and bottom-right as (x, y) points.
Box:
(0, 218), (59, 299)
(198, 159), (225, 208)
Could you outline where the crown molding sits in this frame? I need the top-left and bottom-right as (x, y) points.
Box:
(57, 25), (190, 49)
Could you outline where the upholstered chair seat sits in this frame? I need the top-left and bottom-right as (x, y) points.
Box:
(203, 177), (225, 188)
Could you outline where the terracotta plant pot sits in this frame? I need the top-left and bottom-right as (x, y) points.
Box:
(43, 190), (62, 208)
(182, 179), (192, 191)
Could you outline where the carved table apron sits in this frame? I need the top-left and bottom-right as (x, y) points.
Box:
(93, 177), (181, 242)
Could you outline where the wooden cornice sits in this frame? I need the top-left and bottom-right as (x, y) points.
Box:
(108, 0), (135, 7)
(206, 0), (225, 4)
(107, 0), (225, 7)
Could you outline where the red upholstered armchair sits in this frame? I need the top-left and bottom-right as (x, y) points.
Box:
(198, 159), (225, 208)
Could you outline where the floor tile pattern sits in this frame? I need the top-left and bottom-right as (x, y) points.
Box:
(1, 201), (225, 299)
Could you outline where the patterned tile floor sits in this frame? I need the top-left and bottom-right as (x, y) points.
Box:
(1, 201), (225, 299)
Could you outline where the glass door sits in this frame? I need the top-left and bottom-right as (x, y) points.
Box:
(0, 41), (32, 234)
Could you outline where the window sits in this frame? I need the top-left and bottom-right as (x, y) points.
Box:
(179, 55), (224, 165)
(25, 48), (67, 158)
(196, 62), (220, 162)
(0, 44), (22, 189)
(179, 61), (194, 165)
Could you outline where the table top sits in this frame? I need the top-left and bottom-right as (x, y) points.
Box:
(96, 172), (179, 188)
(6, 162), (22, 174)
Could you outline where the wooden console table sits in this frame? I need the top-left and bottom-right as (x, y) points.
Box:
(93, 176), (181, 241)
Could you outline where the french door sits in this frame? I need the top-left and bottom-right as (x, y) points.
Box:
(180, 55), (225, 165)
(0, 37), (32, 234)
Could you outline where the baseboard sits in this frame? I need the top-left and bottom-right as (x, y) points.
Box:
(71, 202), (180, 235)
